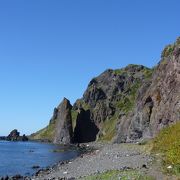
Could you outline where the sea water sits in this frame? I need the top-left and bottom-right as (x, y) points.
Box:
(0, 140), (79, 176)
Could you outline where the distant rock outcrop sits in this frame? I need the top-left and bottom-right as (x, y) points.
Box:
(6, 129), (20, 141)
(4, 129), (28, 141)
(53, 98), (73, 144)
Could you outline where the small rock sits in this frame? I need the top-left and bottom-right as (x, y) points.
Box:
(121, 166), (131, 170)
(5, 176), (9, 180)
(12, 174), (23, 179)
(60, 162), (65, 165)
(142, 164), (147, 169)
(35, 169), (43, 176)
(32, 165), (40, 169)
(1, 176), (9, 180)
(167, 165), (172, 169)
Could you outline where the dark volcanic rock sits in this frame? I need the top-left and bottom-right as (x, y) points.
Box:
(53, 98), (73, 144)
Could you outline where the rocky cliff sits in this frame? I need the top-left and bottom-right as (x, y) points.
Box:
(30, 98), (73, 144)
(72, 64), (153, 142)
(31, 37), (180, 144)
(115, 37), (180, 142)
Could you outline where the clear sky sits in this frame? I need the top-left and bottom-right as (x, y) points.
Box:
(0, 0), (180, 136)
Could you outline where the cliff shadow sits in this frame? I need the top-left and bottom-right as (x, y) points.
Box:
(73, 109), (99, 143)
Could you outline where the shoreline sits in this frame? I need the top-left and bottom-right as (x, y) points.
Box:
(32, 142), (164, 180)
(0, 142), (177, 180)
(0, 141), (82, 180)
(32, 142), (99, 178)
(0, 142), (93, 180)
(33, 142), (179, 180)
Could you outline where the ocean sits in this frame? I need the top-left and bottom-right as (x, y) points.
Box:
(0, 140), (79, 177)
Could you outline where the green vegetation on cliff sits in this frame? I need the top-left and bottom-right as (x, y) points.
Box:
(71, 109), (78, 130)
(99, 115), (117, 141)
(100, 67), (153, 141)
(115, 66), (153, 113)
(116, 81), (141, 114)
(87, 65), (153, 142)
(161, 37), (180, 58)
(161, 44), (175, 58)
(74, 99), (90, 111)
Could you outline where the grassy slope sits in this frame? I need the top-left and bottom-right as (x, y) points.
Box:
(79, 170), (154, 180)
(30, 119), (56, 141)
(71, 109), (78, 131)
(151, 121), (180, 175)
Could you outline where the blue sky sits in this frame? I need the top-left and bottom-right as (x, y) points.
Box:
(0, 0), (180, 135)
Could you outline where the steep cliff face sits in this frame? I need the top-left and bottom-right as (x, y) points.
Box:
(115, 37), (180, 142)
(31, 37), (180, 144)
(72, 65), (153, 142)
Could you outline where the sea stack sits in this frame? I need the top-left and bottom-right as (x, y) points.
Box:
(53, 98), (73, 144)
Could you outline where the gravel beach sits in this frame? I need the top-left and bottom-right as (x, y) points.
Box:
(32, 142), (174, 180)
